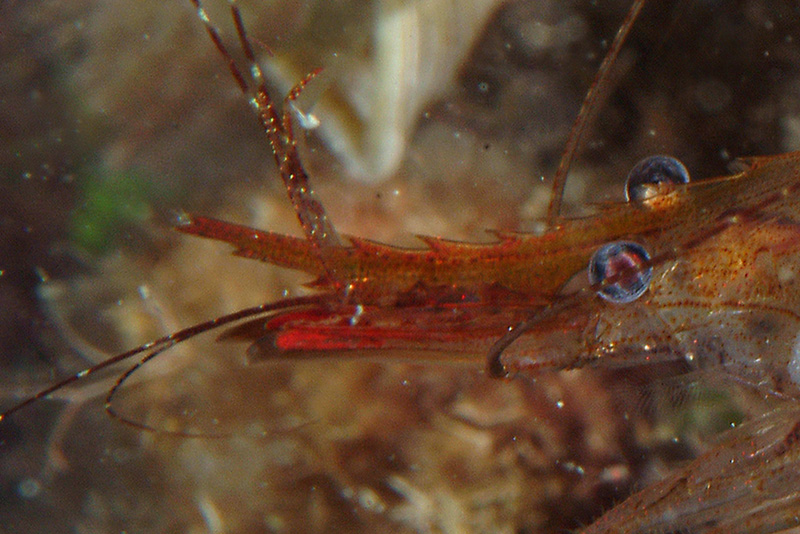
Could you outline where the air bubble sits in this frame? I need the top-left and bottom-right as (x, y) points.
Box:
(625, 156), (689, 202)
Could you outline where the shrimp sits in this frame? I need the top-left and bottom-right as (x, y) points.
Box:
(2, 0), (800, 532)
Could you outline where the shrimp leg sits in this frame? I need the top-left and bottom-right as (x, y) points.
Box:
(582, 406), (800, 534)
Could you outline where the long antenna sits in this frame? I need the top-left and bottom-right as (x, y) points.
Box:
(0, 296), (322, 425)
(546, 0), (647, 225)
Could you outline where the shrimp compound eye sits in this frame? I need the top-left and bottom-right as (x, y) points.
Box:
(589, 241), (652, 303)
(625, 155), (690, 202)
